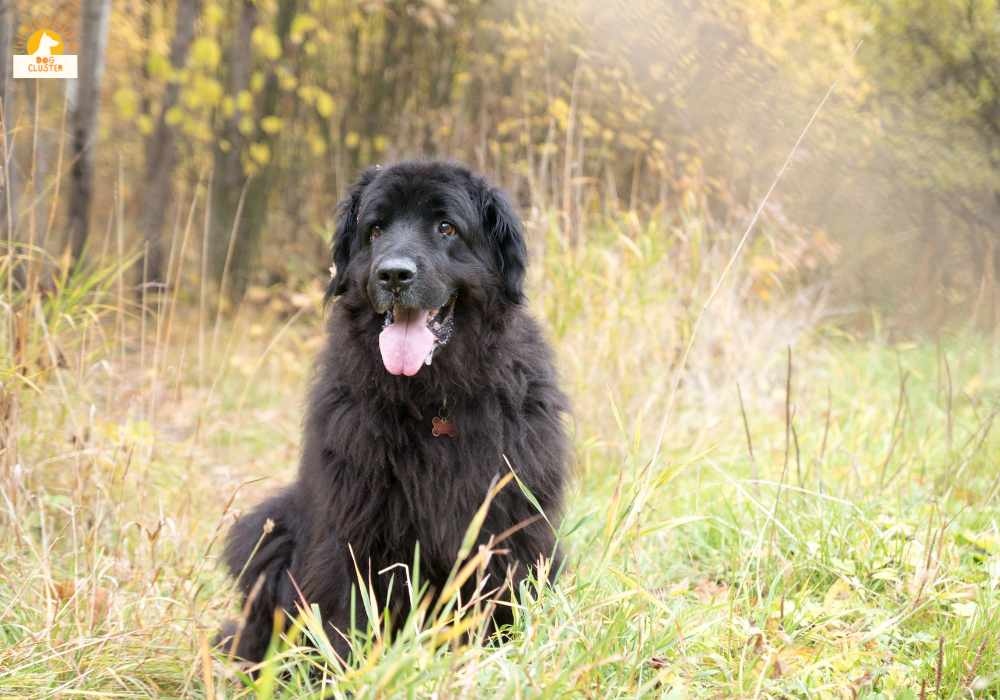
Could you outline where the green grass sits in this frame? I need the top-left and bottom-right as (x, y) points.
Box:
(2, 219), (1000, 698)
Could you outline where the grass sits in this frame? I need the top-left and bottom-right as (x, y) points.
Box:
(2, 213), (1000, 698)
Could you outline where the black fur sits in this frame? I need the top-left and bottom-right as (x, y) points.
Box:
(221, 161), (569, 663)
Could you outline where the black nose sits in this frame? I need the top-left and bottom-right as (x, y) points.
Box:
(376, 257), (417, 291)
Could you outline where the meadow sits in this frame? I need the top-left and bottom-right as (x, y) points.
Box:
(2, 211), (999, 698)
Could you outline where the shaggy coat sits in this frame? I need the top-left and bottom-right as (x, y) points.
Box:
(221, 161), (568, 663)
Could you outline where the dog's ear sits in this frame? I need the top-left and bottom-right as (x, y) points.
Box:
(481, 186), (527, 304)
(327, 167), (379, 300)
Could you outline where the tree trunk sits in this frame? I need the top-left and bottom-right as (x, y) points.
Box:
(67, 0), (111, 264)
(0, 1), (17, 242)
(137, 0), (204, 289)
(0, 1), (13, 129)
(209, 0), (256, 302)
(209, 0), (297, 302)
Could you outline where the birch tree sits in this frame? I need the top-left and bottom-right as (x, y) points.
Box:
(66, 0), (111, 263)
(0, 1), (16, 240)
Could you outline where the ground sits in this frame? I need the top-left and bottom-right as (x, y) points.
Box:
(2, 225), (999, 697)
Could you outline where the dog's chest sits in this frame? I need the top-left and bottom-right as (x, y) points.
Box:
(329, 392), (512, 566)
(370, 431), (492, 565)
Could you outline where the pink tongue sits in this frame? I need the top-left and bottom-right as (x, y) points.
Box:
(379, 308), (435, 376)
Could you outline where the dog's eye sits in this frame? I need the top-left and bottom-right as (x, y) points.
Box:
(437, 221), (456, 237)
(370, 225), (383, 241)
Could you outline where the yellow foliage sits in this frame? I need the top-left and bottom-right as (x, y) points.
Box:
(189, 37), (221, 70)
(113, 88), (139, 119)
(182, 76), (223, 110)
(165, 106), (183, 126)
(290, 14), (318, 43)
(548, 97), (571, 127)
(278, 67), (297, 91)
(181, 86), (200, 109)
(195, 76), (223, 107)
(249, 142), (271, 165)
(204, 3), (224, 30)
(496, 118), (517, 136)
(147, 52), (170, 80)
(297, 85), (316, 104)
(315, 91), (335, 118)
(251, 27), (282, 61)
(194, 122), (214, 142)
(260, 116), (283, 134)
(236, 90), (254, 113)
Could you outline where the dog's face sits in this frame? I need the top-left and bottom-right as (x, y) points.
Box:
(327, 162), (527, 377)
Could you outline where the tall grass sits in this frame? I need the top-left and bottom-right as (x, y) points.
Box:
(2, 135), (1000, 696)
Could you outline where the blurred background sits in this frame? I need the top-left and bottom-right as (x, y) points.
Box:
(4, 2), (1000, 695)
(2, 0), (998, 330)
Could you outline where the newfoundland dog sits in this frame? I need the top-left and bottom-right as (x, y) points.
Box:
(220, 161), (569, 663)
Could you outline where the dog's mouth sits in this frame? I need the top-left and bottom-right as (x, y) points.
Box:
(378, 295), (456, 376)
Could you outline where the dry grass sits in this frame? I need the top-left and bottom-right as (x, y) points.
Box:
(3, 196), (1000, 697)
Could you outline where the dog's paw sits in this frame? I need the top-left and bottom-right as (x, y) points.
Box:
(213, 619), (238, 652)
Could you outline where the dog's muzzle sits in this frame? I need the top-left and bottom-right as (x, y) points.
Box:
(377, 295), (457, 376)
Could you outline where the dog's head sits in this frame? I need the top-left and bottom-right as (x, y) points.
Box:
(326, 161), (527, 377)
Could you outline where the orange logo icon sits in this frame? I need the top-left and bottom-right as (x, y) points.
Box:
(26, 30), (65, 56)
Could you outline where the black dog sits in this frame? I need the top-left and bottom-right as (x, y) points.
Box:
(220, 161), (569, 663)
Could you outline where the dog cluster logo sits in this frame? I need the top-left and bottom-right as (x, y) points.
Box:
(13, 29), (78, 79)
